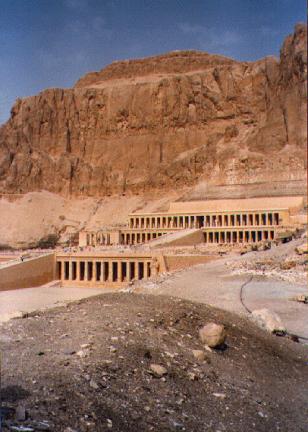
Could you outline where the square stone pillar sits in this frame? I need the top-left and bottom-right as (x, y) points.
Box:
(76, 261), (80, 281)
(92, 261), (97, 282)
(61, 261), (65, 281)
(109, 261), (113, 282)
(118, 261), (122, 282)
(100, 262), (105, 282)
(84, 261), (88, 281)
(68, 261), (73, 280)
(127, 262), (131, 281)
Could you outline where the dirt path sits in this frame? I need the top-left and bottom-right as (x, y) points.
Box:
(0, 284), (110, 322)
(139, 241), (308, 339)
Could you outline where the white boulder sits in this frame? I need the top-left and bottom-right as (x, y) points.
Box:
(199, 323), (226, 347)
(251, 308), (286, 334)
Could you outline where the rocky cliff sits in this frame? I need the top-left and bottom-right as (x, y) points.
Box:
(0, 24), (306, 197)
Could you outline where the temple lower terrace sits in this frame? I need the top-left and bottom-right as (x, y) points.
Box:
(79, 196), (304, 247)
(0, 250), (214, 290)
(56, 253), (165, 288)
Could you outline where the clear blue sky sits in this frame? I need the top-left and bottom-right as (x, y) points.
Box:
(0, 0), (306, 124)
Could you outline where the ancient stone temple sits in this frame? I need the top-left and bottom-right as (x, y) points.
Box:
(79, 196), (304, 247)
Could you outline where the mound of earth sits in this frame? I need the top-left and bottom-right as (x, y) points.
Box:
(1, 293), (307, 431)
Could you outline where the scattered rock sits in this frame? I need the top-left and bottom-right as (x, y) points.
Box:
(15, 405), (26, 421)
(76, 350), (88, 358)
(251, 309), (286, 335)
(9, 426), (34, 432)
(192, 349), (205, 361)
(170, 419), (184, 429)
(31, 421), (51, 431)
(62, 349), (76, 355)
(80, 343), (92, 349)
(213, 393), (226, 399)
(295, 244), (308, 255)
(280, 261), (296, 270)
(149, 364), (168, 377)
(89, 379), (99, 390)
(199, 323), (226, 348)
(187, 371), (198, 381)
(295, 294), (308, 304)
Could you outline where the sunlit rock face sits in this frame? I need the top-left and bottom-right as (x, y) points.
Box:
(0, 24), (306, 197)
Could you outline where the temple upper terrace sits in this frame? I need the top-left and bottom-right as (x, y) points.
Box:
(79, 196), (304, 247)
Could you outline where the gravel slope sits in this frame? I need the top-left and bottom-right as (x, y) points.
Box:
(1, 293), (307, 432)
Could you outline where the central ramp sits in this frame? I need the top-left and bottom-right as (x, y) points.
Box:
(144, 228), (204, 248)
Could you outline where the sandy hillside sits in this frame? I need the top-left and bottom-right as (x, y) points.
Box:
(0, 190), (180, 248)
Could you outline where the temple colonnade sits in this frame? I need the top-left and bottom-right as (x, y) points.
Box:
(120, 228), (275, 245)
(121, 231), (167, 245)
(204, 229), (275, 243)
(56, 255), (160, 286)
(129, 211), (281, 230)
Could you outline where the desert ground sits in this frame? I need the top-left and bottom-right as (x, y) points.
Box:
(1, 293), (308, 432)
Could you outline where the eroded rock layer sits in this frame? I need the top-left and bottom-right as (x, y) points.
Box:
(0, 24), (306, 197)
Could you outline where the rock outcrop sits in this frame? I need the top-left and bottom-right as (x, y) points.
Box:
(0, 24), (306, 197)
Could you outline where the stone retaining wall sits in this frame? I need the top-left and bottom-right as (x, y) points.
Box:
(165, 255), (216, 271)
(0, 253), (55, 291)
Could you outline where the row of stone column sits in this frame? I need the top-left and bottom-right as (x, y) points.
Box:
(204, 230), (275, 244)
(130, 215), (199, 229)
(129, 212), (280, 230)
(59, 260), (153, 283)
(122, 231), (167, 245)
(86, 233), (110, 247)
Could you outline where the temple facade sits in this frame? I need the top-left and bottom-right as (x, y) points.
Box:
(56, 252), (164, 287)
(79, 196), (303, 247)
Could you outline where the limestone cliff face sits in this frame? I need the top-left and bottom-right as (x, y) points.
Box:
(0, 24), (306, 197)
